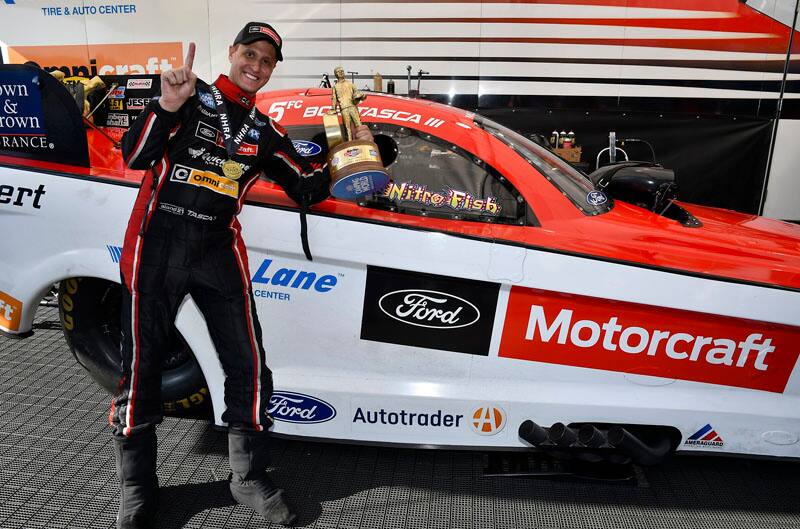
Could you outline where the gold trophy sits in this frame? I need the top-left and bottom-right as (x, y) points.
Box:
(324, 66), (388, 199)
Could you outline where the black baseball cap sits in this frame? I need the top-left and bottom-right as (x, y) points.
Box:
(233, 22), (283, 62)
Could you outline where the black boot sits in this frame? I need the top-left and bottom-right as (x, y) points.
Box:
(228, 428), (297, 526)
(113, 429), (159, 529)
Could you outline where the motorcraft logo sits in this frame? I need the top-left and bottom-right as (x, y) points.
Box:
(269, 391), (336, 424)
(378, 290), (479, 329)
(498, 286), (800, 393)
(470, 405), (506, 436)
(197, 91), (215, 109)
(685, 424), (724, 447)
(170, 163), (238, 198)
(361, 266), (499, 356)
(0, 71), (45, 136)
(292, 139), (321, 157)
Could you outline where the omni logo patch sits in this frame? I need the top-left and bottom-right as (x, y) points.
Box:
(170, 164), (238, 198)
(470, 405), (506, 436)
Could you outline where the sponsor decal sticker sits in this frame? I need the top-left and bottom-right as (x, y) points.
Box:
(498, 287), (800, 393)
(353, 407), (464, 428)
(0, 291), (23, 332)
(126, 97), (150, 111)
(107, 245), (122, 263)
(8, 42), (181, 76)
(170, 163), (238, 198)
(292, 139), (320, 157)
(470, 405), (507, 436)
(108, 86), (126, 99)
(378, 290), (480, 330)
(383, 182), (500, 215)
(126, 78), (153, 90)
(251, 258), (338, 302)
(685, 424), (724, 447)
(106, 113), (129, 127)
(0, 183), (45, 209)
(269, 391), (335, 423)
(361, 266), (499, 356)
(108, 99), (123, 111)
(0, 70), (45, 136)
(587, 190), (608, 206)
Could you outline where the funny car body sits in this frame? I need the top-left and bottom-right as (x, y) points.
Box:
(1, 67), (799, 466)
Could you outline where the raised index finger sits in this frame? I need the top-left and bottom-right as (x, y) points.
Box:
(184, 42), (196, 70)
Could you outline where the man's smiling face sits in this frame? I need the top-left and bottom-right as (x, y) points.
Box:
(228, 40), (277, 95)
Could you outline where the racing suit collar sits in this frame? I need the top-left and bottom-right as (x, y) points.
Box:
(214, 75), (255, 109)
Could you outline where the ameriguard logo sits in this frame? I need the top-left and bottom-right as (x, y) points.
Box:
(685, 424), (724, 447)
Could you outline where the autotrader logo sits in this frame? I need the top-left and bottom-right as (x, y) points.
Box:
(470, 405), (506, 436)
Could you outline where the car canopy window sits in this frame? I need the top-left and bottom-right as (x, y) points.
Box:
(474, 116), (611, 215)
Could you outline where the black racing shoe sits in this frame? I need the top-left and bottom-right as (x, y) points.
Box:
(230, 477), (297, 526)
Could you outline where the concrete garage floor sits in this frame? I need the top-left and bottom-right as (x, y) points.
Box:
(1, 306), (800, 529)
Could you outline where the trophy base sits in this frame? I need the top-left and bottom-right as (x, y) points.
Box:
(328, 139), (389, 199)
(331, 168), (390, 200)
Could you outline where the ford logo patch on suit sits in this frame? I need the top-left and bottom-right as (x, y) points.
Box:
(269, 391), (336, 423)
(379, 290), (480, 329)
(361, 266), (500, 356)
(292, 140), (322, 157)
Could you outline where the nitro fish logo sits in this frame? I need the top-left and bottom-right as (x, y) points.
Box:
(383, 182), (500, 215)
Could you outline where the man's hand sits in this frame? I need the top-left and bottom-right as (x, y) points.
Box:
(159, 42), (197, 113)
(353, 124), (373, 142)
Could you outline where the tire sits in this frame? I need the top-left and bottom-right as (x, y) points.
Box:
(58, 277), (212, 418)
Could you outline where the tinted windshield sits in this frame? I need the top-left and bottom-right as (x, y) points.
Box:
(474, 116), (611, 215)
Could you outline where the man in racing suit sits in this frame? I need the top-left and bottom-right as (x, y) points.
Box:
(113, 22), (373, 529)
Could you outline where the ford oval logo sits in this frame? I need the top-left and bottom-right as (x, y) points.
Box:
(268, 391), (336, 424)
(292, 140), (322, 157)
(378, 289), (480, 329)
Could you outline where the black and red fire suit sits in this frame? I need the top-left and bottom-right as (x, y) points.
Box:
(112, 75), (327, 438)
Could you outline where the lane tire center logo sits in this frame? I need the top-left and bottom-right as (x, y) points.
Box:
(361, 266), (499, 355)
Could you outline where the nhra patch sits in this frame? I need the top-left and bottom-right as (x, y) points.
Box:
(685, 424), (724, 447)
(170, 163), (238, 198)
